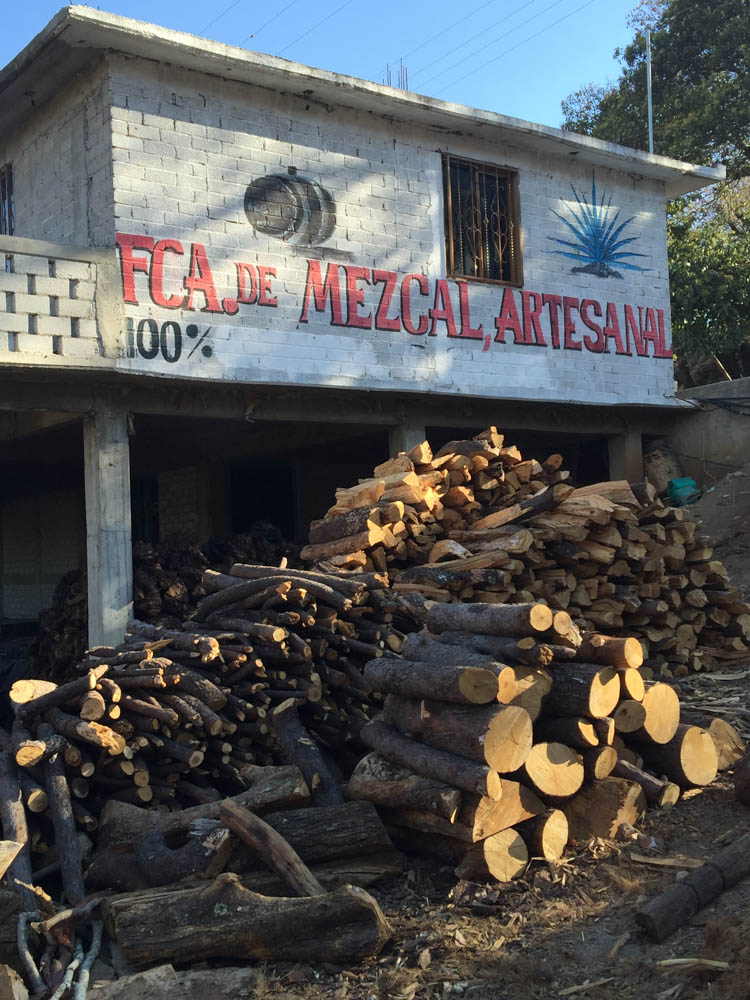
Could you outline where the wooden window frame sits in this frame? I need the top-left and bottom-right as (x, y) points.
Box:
(442, 153), (522, 287)
(0, 164), (13, 237)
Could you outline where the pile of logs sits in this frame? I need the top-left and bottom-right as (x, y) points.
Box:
(304, 429), (750, 676)
(5, 563), (413, 833)
(346, 600), (745, 880)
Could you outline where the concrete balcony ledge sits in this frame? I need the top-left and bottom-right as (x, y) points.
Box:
(0, 234), (122, 369)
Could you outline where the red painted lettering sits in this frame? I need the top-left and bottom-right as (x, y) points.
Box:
(603, 302), (627, 354)
(116, 232), (154, 305)
(521, 291), (546, 346)
(494, 287), (522, 343)
(580, 299), (604, 353)
(257, 265), (277, 307)
(656, 308), (672, 358)
(542, 294), (563, 349)
(624, 305), (646, 356)
(457, 282), (483, 340)
(150, 239), (185, 310)
(642, 307), (659, 356)
(373, 270), (401, 332)
(563, 296), (581, 351)
(299, 259), (344, 325)
(344, 265), (372, 329)
(428, 279), (457, 337)
(183, 243), (222, 313)
(236, 262), (258, 304)
(401, 274), (429, 335)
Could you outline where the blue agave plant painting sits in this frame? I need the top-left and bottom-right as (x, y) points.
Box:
(548, 173), (647, 279)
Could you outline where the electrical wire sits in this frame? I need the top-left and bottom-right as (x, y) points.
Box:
(384, 0), (502, 75)
(199, 0), (243, 36)
(277, 0), (357, 56)
(410, 0), (550, 82)
(240, 0), (300, 46)
(420, 0), (569, 89)
(433, 0), (598, 96)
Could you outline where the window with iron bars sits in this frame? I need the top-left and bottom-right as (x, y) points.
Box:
(0, 164), (13, 237)
(442, 155), (521, 285)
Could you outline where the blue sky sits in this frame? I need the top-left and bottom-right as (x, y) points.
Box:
(1, 0), (637, 130)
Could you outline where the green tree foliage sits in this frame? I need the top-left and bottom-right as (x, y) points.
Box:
(561, 0), (750, 361)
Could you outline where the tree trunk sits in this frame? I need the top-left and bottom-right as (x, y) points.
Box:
(103, 875), (391, 966)
(364, 658), (500, 705)
(271, 699), (343, 807)
(618, 668), (645, 702)
(613, 700), (647, 734)
(612, 759), (680, 807)
(431, 632), (556, 668)
(518, 742), (584, 799)
(516, 809), (568, 861)
(535, 717), (598, 750)
(679, 712), (745, 770)
(347, 753), (462, 821)
(454, 828), (528, 882)
(581, 746), (618, 780)
(359, 719), (502, 800)
(641, 724), (719, 787)
(382, 696), (532, 773)
(564, 778), (646, 842)
(308, 507), (382, 546)
(636, 832), (750, 941)
(544, 663), (620, 719)
(577, 635), (643, 670)
(458, 780), (544, 840)
(427, 602), (553, 637)
(0, 742), (34, 910)
(630, 682), (680, 745)
(39, 723), (85, 903)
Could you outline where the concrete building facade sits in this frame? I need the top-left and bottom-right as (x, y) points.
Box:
(0, 7), (724, 643)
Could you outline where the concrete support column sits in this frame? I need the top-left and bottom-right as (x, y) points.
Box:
(84, 403), (133, 647)
(608, 429), (644, 483)
(388, 420), (427, 458)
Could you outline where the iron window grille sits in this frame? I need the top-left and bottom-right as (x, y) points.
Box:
(0, 165), (13, 237)
(443, 154), (521, 285)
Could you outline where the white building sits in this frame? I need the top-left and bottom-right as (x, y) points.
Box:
(0, 7), (724, 643)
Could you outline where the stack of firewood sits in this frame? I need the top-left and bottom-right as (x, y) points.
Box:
(6, 563), (414, 832)
(347, 600), (745, 880)
(304, 429), (750, 676)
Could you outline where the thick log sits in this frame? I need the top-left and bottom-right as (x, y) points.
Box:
(613, 700), (647, 734)
(39, 723), (84, 904)
(135, 827), (231, 887)
(17, 772), (47, 814)
(12, 725), (66, 768)
(0, 738), (34, 910)
(519, 742), (584, 799)
(401, 634), (506, 668)
(44, 708), (126, 755)
(103, 874), (391, 966)
(564, 778), (646, 842)
(544, 663), (620, 719)
(536, 717), (598, 750)
(347, 753), (462, 821)
(454, 828), (528, 882)
(363, 658), (499, 705)
(458, 780), (544, 840)
(360, 719), (502, 799)
(516, 809), (568, 861)
(593, 717), (616, 745)
(679, 711), (745, 770)
(612, 759), (680, 807)
(581, 746), (618, 780)
(382, 695), (533, 773)
(220, 799), (325, 897)
(735, 753), (750, 806)
(12, 667), (109, 717)
(430, 632), (555, 668)
(196, 575), (352, 620)
(309, 507), (382, 546)
(227, 563), (383, 596)
(630, 683), (681, 745)
(641, 724), (718, 787)
(427, 601), (553, 637)
(98, 766), (310, 848)
(636, 832), (750, 941)
(300, 528), (386, 562)
(618, 668), (645, 702)
(577, 635), (643, 670)
(510, 666), (553, 721)
(271, 699), (344, 807)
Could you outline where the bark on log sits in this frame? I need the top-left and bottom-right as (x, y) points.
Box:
(360, 719), (502, 800)
(613, 700), (647, 734)
(536, 717), (598, 750)
(577, 635), (644, 670)
(347, 753), (462, 821)
(431, 632), (555, 668)
(308, 508), (382, 546)
(458, 780), (544, 840)
(427, 602), (553, 637)
(454, 828), (528, 882)
(630, 682), (681, 745)
(544, 663), (621, 719)
(636, 832), (750, 941)
(12, 667), (109, 717)
(271, 699), (344, 806)
(11, 723), (66, 768)
(519, 742), (584, 799)
(618, 668), (645, 703)
(612, 759), (680, 807)
(564, 778), (646, 842)
(363, 658), (500, 705)
(516, 809), (569, 861)
(220, 799), (325, 897)
(103, 874), (391, 966)
(44, 708), (126, 756)
(735, 752), (750, 806)
(641, 724), (718, 787)
(382, 695), (533, 773)
(39, 723), (84, 904)
(581, 746), (618, 780)
(98, 766), (310, 848)
(0, 738), (34, 910)
(135, 828), (231, 887)
(401, 634), (506, 668)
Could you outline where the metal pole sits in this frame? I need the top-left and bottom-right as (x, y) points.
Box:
(646, 27), (654, 153)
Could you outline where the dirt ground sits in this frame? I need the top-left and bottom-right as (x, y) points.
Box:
(692, 463), (750, 599)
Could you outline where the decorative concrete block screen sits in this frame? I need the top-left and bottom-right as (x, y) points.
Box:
(0, 237), (120, 368)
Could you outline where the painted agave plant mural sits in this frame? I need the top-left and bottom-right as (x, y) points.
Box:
(548, 173), (647, 279)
